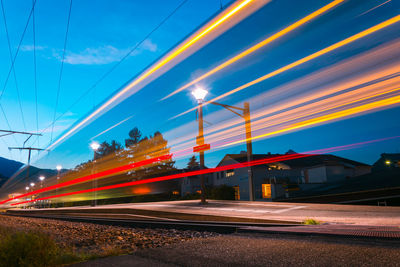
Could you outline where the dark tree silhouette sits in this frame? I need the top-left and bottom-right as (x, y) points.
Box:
(187, 155), (199, 170)
(125, 127), (142, 147)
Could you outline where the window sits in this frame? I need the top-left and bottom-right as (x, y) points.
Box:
(262, 184), (272, 198)
(226, 169), (235, 177)
(233, 186), (240, 200)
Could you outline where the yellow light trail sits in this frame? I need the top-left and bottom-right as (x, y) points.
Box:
(173, 14), (400, 119)
(226, 91), (400, 147)
(171, 76), (400, 153)
(46, 0), (256, 151)
(162, 0), (345, 100)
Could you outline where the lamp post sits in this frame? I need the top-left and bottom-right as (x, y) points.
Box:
(56, 165), (62, 207)
(191, 87), (255, 201)
(25, 186), (29, 209)
(90, 141), (100, 207)
(39, 176), (45, 208)
(29, 182), (35, 208)
(192, 87), (208, 204)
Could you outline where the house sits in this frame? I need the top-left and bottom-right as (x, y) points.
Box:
(372, 153), (400, 171)
(212, 151), (371, 201)
(180, 166), (213, 196)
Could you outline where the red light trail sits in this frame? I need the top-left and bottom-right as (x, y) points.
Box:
(9, 135), (400, 206)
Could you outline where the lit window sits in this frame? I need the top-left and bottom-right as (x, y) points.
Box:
(172, 191), (179, 195)
(226, 169), (235, 177)
(262, 184), (272, 198)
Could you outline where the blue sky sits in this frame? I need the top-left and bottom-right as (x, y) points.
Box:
(1, 0), (400, 172)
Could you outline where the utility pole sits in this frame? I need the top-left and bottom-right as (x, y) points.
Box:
(8, 147), (46, 197)
(209, 101), (254, 201)
(197, 103), (207, 204)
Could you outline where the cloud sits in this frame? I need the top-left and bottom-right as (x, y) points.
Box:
(20, 45), (46, 51)
(62, 40), (158, 65)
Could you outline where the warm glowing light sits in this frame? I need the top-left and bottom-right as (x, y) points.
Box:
(90, 141), (100, 151)
(56, 165), (62, 171)
(46, 0), (257, 152)
(192, 87), (208, 102)
(39, 176), (45, 181)
(25, 187), (29, 190)
(385, 160), (391, 165)
(173, 14), (400, 119)
(162, 0), (345, 100)
(133, 187), (151, 195)
(30, 183), (35, 187)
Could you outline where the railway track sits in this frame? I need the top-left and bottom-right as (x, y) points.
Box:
(4, 211), (298, 234)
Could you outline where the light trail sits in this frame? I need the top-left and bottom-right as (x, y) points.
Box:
(172, 14), (400, 119)
(45, 0), (262, 152)
(160, 40), (400, 152)
(226, 91), (400, 147)
(3, 72), (399, 205)
(0, 153), (173, 205)
(166, 63), (400, 155)
(90, 115), (133, 140)
(11, 135), (400, 206)
(162, 0), (345, 100)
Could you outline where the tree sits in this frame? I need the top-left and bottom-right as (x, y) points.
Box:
(96, 140), (122, 159)
(187, 155), (199, 170)
(125, 127), (142, 148)
(122, 128), (176, 180)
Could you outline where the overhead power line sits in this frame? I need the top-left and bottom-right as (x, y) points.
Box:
(32, 0), (39, 147)
(50, 0), (73, 143)
(1, 0), (28, 131)
(33, 0), (189, 147)
(0, 0), (37, 100)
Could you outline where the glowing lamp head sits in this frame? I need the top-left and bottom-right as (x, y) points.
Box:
(385, 160), (391, 165)
(90, 141), (100, 151)
(30, 182), (35, 187)
(56, 165), (62, 171)
(192, 87), (208, 102)
(25, 187), (29, 190)
(39, 176), (45, 181)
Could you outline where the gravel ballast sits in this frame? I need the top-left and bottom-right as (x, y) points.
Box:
(0, 215), (218, 256)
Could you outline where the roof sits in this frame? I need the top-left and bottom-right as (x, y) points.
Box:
(217, 153), (370, 168)
(280, 154), (370, 168)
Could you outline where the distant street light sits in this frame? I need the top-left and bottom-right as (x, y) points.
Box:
(90, 141), (100, 207)
(192, 87), (208, 204)
(56, 165), (62, 207)
(30, 182), (35, 187)
(385, 160), (391, 165)
(25, 186), (29, 191)
(191, 87), (255, 201)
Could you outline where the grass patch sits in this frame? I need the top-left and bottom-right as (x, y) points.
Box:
(0, 227), (82, 267)
(0, 224), (129, 267)
(302, 218), (320, 225)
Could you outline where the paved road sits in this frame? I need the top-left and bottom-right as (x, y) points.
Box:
(55, 200), (400, 225)
(72, 234), (400, 267)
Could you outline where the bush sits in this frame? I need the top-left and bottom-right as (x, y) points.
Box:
(209, 185), (235, 200)
(0, 230), (63, 267)
(302, 218), (320, 225)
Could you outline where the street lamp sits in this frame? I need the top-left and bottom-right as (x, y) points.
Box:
(90, 141), (100, 207)
(192, 87), (208, 204)
(191, 87), (255, 201)
(30, 182), (35, 187)
(25, 186), (29, 191)
(38, 176), (45, 208)
(55, 165), (62, 207)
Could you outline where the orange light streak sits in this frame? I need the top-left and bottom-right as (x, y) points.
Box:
(227, 92), (400, 146)
(162, 0), (345, 100)
(46, 0), (257, 152)
(173, 14), (400, 119)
